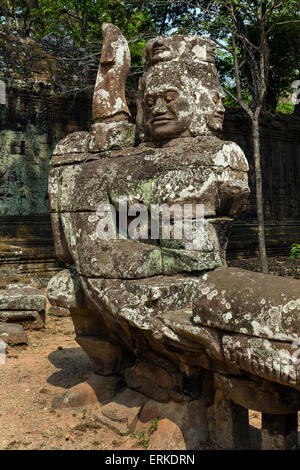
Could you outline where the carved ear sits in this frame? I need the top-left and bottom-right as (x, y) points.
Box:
(142, 46), (150, 68)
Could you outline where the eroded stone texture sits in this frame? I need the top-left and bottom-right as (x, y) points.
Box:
(193, 267), (300, 391)
(207, 388), (249, 450)
(52, 372), (122, 409)
(96, 388), (147, 435)
(135, 398), (208, 450)
(261, 413), (298, 450)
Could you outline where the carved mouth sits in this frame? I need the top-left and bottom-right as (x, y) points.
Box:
(152, 45), (169, 56)
(213, 113), (224, 121)
(152, 117), (173, 125)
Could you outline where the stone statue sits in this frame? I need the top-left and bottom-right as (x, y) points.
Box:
(47, 26), (300, 450)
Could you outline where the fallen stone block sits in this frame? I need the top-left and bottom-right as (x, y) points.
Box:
(52, 373), (122, 409)
(0, 284), (46, 329)
(0, 323), (28, 344)
(0, 284), (46, 311)
(0, 310), (44, 329)
(96, 388), (147, 436)
(48, 305), (70, 317)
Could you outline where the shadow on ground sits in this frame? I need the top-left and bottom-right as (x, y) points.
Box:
(47, 347), (92, 389)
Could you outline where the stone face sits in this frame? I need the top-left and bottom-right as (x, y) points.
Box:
(137, 35), (226, 143)
(0, 323), (28, 344)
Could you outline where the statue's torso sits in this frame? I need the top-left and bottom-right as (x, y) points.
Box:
(50, 135), (249, 280)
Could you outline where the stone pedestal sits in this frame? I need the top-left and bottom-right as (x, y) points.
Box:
(261, 413), (298, 450)
(207, 389), (249, 449)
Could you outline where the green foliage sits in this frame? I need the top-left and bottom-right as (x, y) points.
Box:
(289, 243), (300, 260)
(131, 417), (159, 449)
(276, 102), (295, 115)
(1, 0), (299, 103)
(223, 87), (251, 107)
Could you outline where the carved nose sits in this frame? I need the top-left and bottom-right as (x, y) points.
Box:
(152, 98), (167, 115)
(101, 44), (115, 66)
(217, 101), (225, 113)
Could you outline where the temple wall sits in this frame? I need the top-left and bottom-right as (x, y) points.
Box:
(222, 109), (300, 258)
(0, 78), (92, 284)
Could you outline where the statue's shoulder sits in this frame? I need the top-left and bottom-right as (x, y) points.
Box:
(189, 136), (249, 171)
(51, 131), (90, 166)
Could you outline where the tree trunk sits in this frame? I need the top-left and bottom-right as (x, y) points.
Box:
(263, 86), (278, 113)
(80, 0), (88, 46)
(252, 118), (268, 273)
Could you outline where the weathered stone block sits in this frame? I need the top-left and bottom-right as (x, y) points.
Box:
(96, 388), (147, 435)
(0, 323), (28, 344)
(76, 335), (124, 376)
(0, 285), (46, 312)
(125, 361), (175, 403)
(207, 388), (249, 449)
(52, 373), (122, 409)
(0, 310), (45, 329)
(135, 398), (208, 450)
(261, 412), (298, 450)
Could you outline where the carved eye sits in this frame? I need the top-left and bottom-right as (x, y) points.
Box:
(146, 97), (155, 108)
(212, 93), (220, 104)
(164, 91), (178, 103)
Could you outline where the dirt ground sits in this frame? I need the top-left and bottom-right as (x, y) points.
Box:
(0, 255), (299, 450)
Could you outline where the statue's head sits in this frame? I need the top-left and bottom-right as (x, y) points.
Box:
(142, 34), (215, 68)
(137, 35), (225, 143)
(143, 69), (194, 141)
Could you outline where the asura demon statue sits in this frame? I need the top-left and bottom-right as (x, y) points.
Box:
(47, 24), (300, 450)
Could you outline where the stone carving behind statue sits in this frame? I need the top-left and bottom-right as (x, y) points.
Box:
(47, 24), (300, 450)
